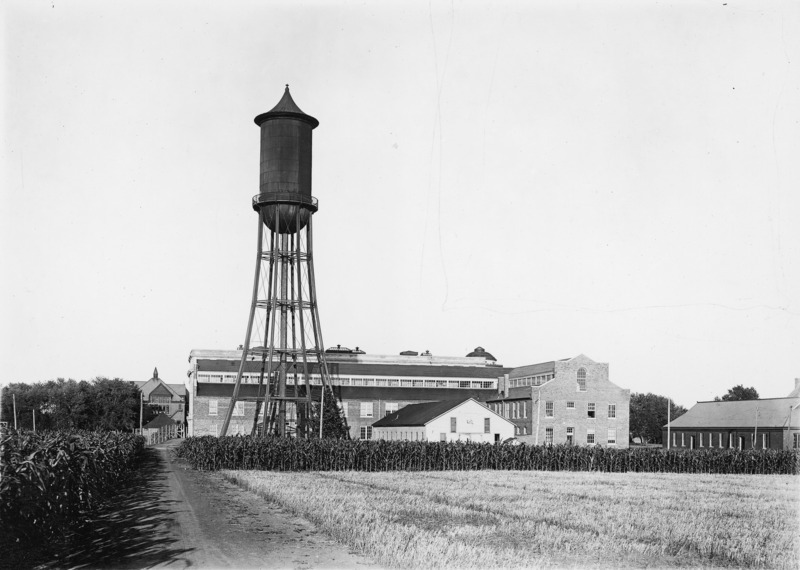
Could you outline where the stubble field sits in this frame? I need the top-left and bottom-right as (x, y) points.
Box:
(223, 469), (799, 569)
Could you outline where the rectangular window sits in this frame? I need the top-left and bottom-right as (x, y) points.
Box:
(209, 399), (218, 416)
(681, 433), (685, 447)
(729, 433), (734, 448)
(794, 433), (799, 449)
(522, 401), (527, 418)
(566, 401), (575, 410)
(523, 427), (527, 435)
(545, 428), (553, 445)
(699, 432), (704, 447)
(484, 418), (490, 433)
(440, 433), (447, 442)
(608, 404), (616, 419)
(587, 429), (595, 445)
(672, 432), (676, 447)
(450, 417), (457, 433)
(360, 402), (374, 418)
(761, 433), (768, 449)
(608, 428), (617, 445)
(566, 427), (574, 445)
(587, 403), (595, 418)
(545, 401), (554, 418)
(577, 378), (586, 392)
(384, 402), (399, 416)
(719, 432), (723, 448)
(359, 426), (372, 440)
(233, 401), (244, 416)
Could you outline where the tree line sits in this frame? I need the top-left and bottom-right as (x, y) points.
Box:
(1, 378), (156, 432)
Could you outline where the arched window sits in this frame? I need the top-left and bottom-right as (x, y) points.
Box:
(577, 368), (587, 392)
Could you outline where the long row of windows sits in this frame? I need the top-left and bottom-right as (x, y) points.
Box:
(491, 400), (617, 420)
(197, 373), (495, 389)
(671, 431), (771, 449)
(509, 367), (592, 392)
(525, 427), (617, 445)
(509, 374), (554, 388)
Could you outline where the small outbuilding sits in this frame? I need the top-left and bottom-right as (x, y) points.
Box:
(371, 398), (515, 443)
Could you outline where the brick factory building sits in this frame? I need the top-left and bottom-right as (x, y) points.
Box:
(662, 380), (800, 450)
(186, 346), (510, 439)
(186, 348), (630, 446)
(486, 354), (630, 448)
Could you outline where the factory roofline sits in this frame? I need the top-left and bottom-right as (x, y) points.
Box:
(193, 358), (510, 379)
(189, 349), (505, 368)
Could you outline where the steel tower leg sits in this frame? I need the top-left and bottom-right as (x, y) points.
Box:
(221, 213), (264, 437)
(222, 202), (332, 439)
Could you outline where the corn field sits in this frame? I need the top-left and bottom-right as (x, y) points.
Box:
(176, 436), (800, 474)
(0, 430), (144, 541)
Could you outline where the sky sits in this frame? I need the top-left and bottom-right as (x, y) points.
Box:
(2, 0), (798, 409)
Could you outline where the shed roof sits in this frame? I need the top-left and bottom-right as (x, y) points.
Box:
(666, 397), (800, 430)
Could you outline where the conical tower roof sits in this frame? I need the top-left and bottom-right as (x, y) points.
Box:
(254, 85), (319, 128)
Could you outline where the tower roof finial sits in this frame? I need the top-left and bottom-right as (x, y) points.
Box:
(255, 85), (319, 128)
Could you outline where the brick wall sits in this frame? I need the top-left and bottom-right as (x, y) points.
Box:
(490, 355), (630, 447)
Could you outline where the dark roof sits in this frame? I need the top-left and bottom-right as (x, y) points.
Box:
(667, 397), (800, 430)
(372, 399), (473, 427)
(196, 359), (510, 379)
(254, 85), (319, 128)
(466, 347), (497, 361)
(143, 413), (178, 429)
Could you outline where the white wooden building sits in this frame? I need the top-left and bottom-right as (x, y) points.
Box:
(371, 398), (515, 443)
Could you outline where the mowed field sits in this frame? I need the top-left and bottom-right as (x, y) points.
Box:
(223, 469), (800, 569)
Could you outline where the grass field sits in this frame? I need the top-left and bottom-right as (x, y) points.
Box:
(223, 469), (800, 568)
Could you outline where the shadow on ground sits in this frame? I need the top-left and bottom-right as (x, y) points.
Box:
(1, 446), (193, 570)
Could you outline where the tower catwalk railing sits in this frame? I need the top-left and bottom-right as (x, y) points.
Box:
(220, 199), (333, 438)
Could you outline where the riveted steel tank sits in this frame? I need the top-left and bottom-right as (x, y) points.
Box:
(252, 86), (319, 234)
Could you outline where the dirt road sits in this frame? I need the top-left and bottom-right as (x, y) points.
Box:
(31, 440), (379, 569)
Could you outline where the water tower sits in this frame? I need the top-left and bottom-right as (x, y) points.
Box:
(220, 86), (333, 438)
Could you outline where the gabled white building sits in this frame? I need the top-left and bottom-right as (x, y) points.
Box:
(371, 398), (515, 443)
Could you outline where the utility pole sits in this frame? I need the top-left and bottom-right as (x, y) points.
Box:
(667, 398), (671, 450)
(319, 385), (325, 438)
(754, 405), (759, 448)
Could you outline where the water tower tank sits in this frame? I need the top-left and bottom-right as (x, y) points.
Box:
(252, 86), (319, 234)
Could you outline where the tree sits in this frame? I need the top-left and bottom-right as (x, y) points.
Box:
(91, 377), (154, 431)
(1, 377), (152, 432)
(308, 387), (350, 439)
(714, 384), (759, 402)
(629, 392), (687, 444)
